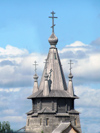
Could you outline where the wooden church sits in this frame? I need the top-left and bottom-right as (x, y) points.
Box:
(25, 11), (81, 133)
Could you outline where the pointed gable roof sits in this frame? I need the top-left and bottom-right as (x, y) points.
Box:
(27, 90), (78, 99)
(39, 47), (67, 91)
(52, 122), (80, 133)
(27, 35), (79, 98)
(27, 46), (79, 99)
(28, 11), (78, 99)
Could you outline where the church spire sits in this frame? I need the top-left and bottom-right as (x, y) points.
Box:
(39, 11), (67, 91)
(48, 11), (58, 48)
(43, 59), (49, 96)
(67, 60), (74, 96)
(33, 61), (39, 93)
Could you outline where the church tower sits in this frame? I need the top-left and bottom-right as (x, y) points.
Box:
(25, 11), (81, 133)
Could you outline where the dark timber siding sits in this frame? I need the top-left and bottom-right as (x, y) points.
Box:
(32, 98), (74, 113)
(42, 99), (52, 110)
(57, 98), (66, 113)
(33, 99), (37, 113)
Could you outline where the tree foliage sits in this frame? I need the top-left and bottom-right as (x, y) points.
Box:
(0, 121), (13, 133)
(0, 122), (1, 132)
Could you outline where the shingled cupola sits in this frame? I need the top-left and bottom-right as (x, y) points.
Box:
(33, 61), (39, 93)
(25, 11), (82, 133)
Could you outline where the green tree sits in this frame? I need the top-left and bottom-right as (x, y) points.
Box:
(0, 122), (1, 132)
(0, 121), (13, 133)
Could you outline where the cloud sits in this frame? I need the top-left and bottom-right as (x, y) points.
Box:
(0, 86), (100, 132)
(0, 41), (100, 132)
(80, 117), (100, 133)
(0, 87), (32, 112)
(74, 85), (100, 133)
(0, 87), (32, 131)
(70, 41), (87, 47)
(0, 88), (20, 92)
(0, 87), (32, 130)
(0, 45), (46, 88)
(59, 41), (100, 85)
(0, 45), (28, 58)
(2, 109), (15, 115)
(59, 41), (90, 60)
(0, 60), (16, 66)
(75, 86), (100, 107)
(59, 50), (87, 59)
(59, 41), (89, 53)
(0, 116), (26, 122)
(74, 86), (100, 132)
(90, 37), (100, 46)
(0, 41), (100, 87)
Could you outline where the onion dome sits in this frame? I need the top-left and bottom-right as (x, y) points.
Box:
(68, 73), (73, 79)
(33, 73), (38, 82)
(48, 33), (58, 46)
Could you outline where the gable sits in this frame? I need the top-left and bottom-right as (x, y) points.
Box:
(62, 125), (78, 133)
(52, 122), (79, 133)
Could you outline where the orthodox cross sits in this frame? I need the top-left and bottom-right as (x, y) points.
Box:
(68, 60), (73, 74)
(49, 11), (58, 33)
(33, 61), (38, 74)
(44, 59), (49, 74)
(49, 69), (53, 79)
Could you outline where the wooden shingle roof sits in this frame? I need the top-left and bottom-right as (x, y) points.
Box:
(27, 90), (78, 99)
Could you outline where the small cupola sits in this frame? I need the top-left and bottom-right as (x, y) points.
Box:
(33, 61), (39, 93)
(43, 59), (49, 96)
(67, 60), (74, 96)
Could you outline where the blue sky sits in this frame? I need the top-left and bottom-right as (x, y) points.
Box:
(0, 0), (100, 52)
(0, 0), (100, 132)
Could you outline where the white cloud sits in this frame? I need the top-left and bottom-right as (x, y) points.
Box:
(58, 41), (89, 54)
(0, 42), (99, 88)
(0, 42), (99, 133)
(73, 53), (100, 77)
(70, 41), (86, 47)
(74, 85), (100, 133)
(59, 41), (100, 85)
(75, 86), (100, 107)
(0, 45), (28, 57)
(0, 88), (20, 92)
(0, 45), (46, 87)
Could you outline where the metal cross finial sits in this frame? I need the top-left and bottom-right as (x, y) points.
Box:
(68, 60), (73, 74)
(33, 61), (38, 74)
(44, 59), (49, 74)
(49, 11), (58, 33)
(49, 69), (53, 79)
